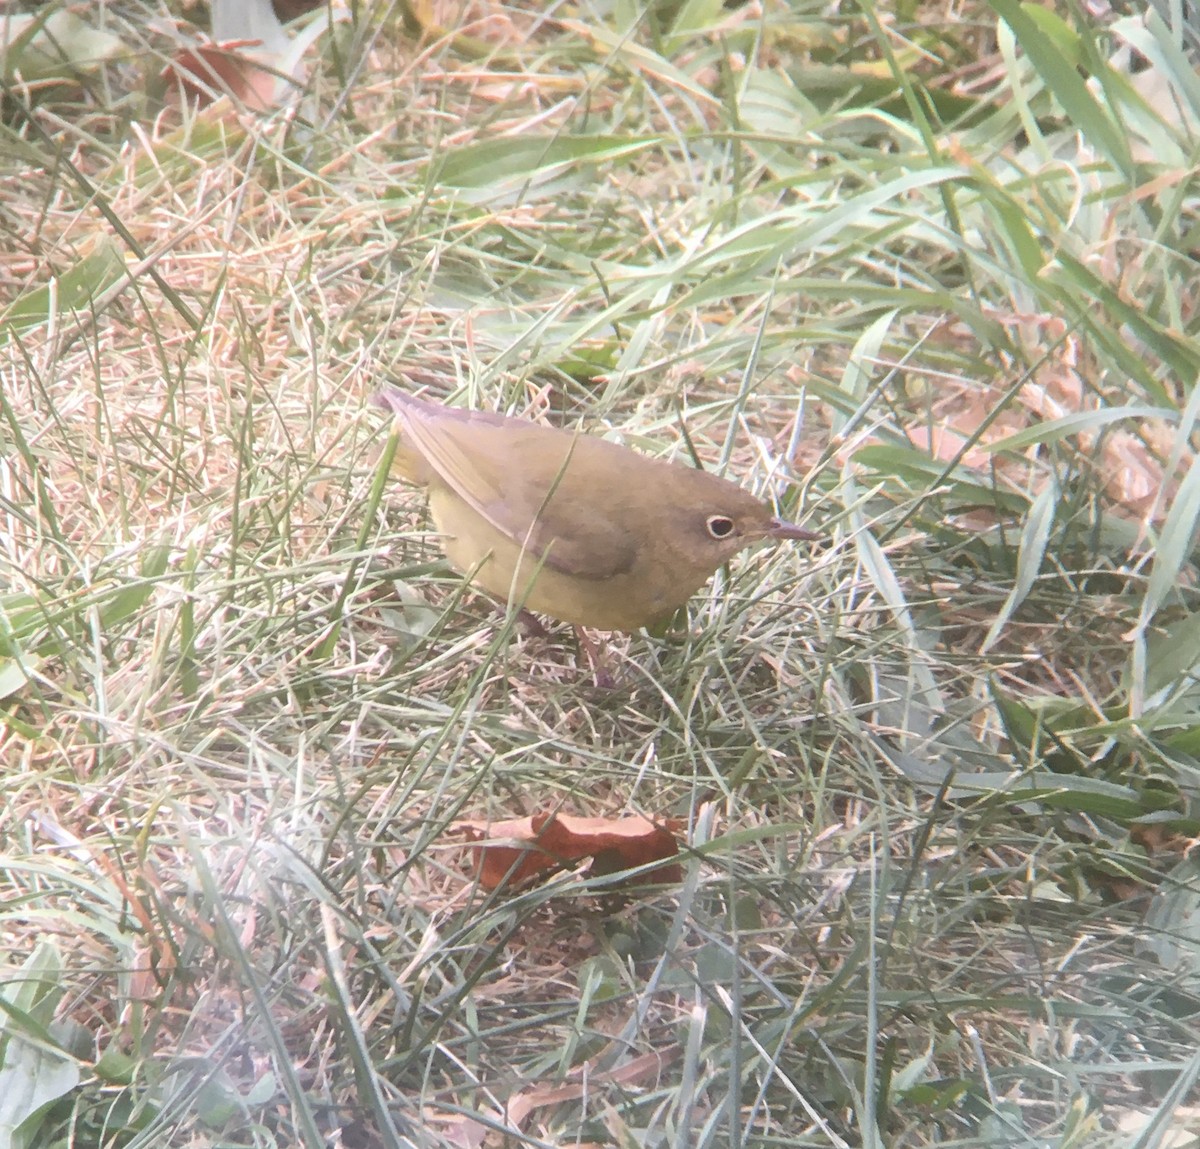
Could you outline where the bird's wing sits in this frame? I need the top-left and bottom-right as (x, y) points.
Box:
(396, 404), (639, 581)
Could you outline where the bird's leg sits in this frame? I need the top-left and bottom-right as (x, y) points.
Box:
(515, 607), (549, 638)
(574, 626), (616, 689)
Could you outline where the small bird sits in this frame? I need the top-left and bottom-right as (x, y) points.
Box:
(375, 387), (817, 632)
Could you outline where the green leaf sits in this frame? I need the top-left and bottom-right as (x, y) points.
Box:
(0, 943), (63, 1023)
(195, 1069), (245, 1128)
(0, 239), (128, 337)
(1144, 612), (1200, 697)
(434, 135), (656, 195)
(850, 445), (1031, 514)
(839, 309), (898, 415)
(0, 1042), (80, 1149)
(1046, 253), (1200, 393)
(0, 9), (125, 83)
(990, 682), (1039, 754)
(1141, 859), (1200, 974)
(785, 63), (981, 125)
(963, 771), (1147, 819)
(99, 545), (172, 629)
(1131, 451), (1200, 711)
(93, 1048), (136, 1086)
(891, 1046), (935, 1096)
(1115, 13), (1200, 124)
(978, 183), (1045, 280)
(663, 0), (724, 40)
(980, 478), (1057, 653)
(377, 582), (441, 654)
(0, 656), (37, 703)
(0, 945), (79, 1149)
(987, 0), (1132, 177)
(986, 406), (1176, 453)
(737, 69), (820, 138)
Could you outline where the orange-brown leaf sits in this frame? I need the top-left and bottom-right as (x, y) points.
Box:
(456, 811), (681, 891)
(162, 40), (281, 111)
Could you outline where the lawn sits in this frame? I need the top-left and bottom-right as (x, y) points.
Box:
(3, 1), (1200, 1146)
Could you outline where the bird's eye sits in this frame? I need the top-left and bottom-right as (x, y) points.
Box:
(706, 515), (736, 540)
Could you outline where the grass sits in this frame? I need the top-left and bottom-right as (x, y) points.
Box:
(3, 0), (1200, 1145)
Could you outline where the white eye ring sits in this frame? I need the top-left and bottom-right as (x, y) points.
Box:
(706, 515), (736, 540)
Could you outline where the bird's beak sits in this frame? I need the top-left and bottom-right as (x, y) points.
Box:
(768, 518), (822, 542)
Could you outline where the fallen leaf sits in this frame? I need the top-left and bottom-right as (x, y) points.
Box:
(503, 1047), (679, 1128)
(430, 1114), (489, 1148)
(0, 9), (125, 84)
(162, 40), (283, 112)
(456, 812), (682, 891)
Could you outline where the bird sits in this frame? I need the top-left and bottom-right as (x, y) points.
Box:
(374, 386), (818, 632)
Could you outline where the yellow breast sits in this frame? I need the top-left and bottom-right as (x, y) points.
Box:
(426, 483), (694, 631)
